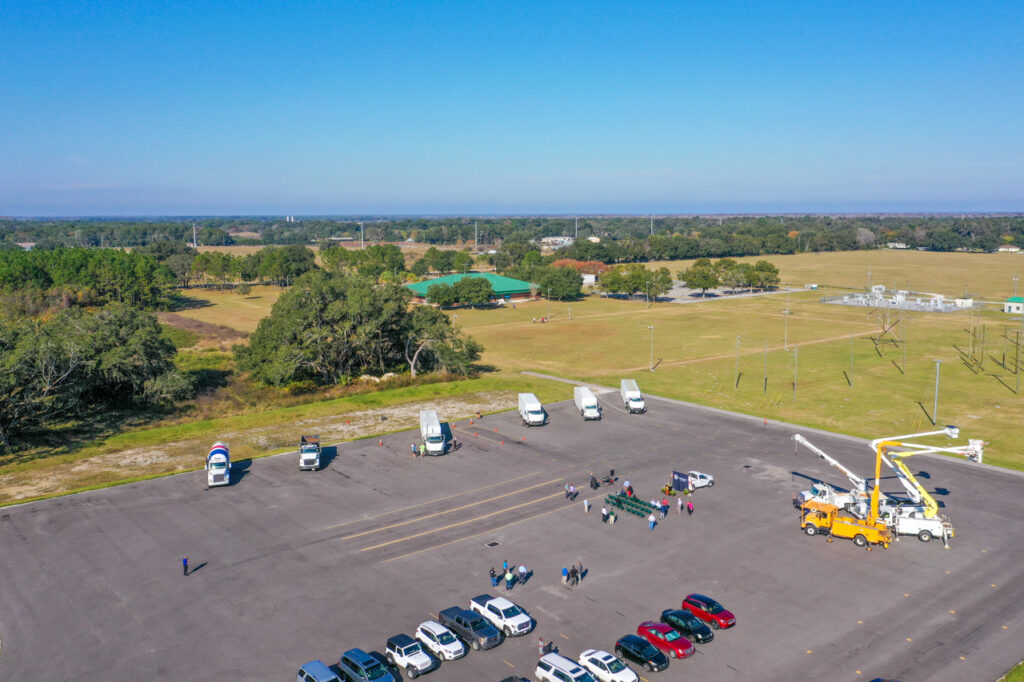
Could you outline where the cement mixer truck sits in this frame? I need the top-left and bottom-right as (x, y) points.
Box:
(206, 442), (231, 487)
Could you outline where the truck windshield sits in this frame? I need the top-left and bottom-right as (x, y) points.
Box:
(501, 605), (522, 618)
(529, 410), (543, 418)
(426, 435), (444, 444)
(209, 461), (227, 470)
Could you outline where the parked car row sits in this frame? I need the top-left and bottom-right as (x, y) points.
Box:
(536, 593), (736, 681)
(297, 595), (534, 681)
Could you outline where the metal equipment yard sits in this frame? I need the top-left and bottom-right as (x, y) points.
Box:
(1, 391), (1022, 681)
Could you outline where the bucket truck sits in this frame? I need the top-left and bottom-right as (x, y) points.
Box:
(870, 426), (984, 545)
(792, 435), (871, 516)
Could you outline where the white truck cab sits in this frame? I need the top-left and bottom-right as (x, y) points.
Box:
(620, 379), (646, 414)
(518, 393), (546, 426)
(573, 386), (601, 421)
(206, 442), (230, 487)
(420, 410), (446, 455)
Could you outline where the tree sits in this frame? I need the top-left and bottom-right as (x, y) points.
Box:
(749, 260), (780, 289)
(411, 258), (429, 277)
(453, 250), (473, 273)
(237, 271), (482, 385)
(403, 307), (481, 377)
(426, 282), (456, 307)
(452, 277), (494, 305)
(680, 264), (720, 296)
(537, 267), (583, 301)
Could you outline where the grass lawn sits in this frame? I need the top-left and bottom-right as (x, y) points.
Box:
(172, 284), (284, 333)
(455, 291), (1024, 470)
(647, 250), (1024, 301)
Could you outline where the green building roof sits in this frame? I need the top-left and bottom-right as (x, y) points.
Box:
(405, 272), (535, 297)
(1007, 296), (1024, 303)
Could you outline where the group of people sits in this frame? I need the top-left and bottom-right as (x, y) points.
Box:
(490, 560), (529, 590)
(561, 560), (585, 586)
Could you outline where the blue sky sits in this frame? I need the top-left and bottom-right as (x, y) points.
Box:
(1, 1), (1021, 216)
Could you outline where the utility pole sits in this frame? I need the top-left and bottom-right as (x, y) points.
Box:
(784, 311), (789, 351)
(192, 222), (198, 248)
(648, 325), (655, 372)
(734, 336), (741, 389)
(902, 313), (906, 374)
(932, 360), (941, 425)
(763, 344), (768, 394)
(475, 222), (478, 249)
(849, 334), (854, 386)
(1016, 330), (1022, 394)
(1014, 276), (1019, 298)
(793, 347), (798, 399)
(360, 222), (364, 249)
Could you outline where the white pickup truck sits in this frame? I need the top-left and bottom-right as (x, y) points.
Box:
(469, 594), (533, 637)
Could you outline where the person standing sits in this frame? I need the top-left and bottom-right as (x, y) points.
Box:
(568, 484), (576, 500)
(490, 567), (498, 587)
(182, 555), (189, 576)
(505, 568), (515, 591)
(660, 498), (669, 519)
(677, 497), (684, 516)
(687, 500), (694, 516)
(503, 559), (509, 573)
(562, 566), (569, 584)
(623, 479), (631, 491)
(518, 564), (528, 585)
(648, 512), (657, 531)
(419, 443), (426, 457)
(583, 498), (591, 513)
(569, 566), (579, 586)
(576, 560), (584, 581)
(538, 637), (546, 657)
(411, 442), (417, 456)
(601, 506), (609, 524)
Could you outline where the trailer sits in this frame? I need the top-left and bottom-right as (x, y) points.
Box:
(573, 386), (601, 421)
(518, 393), (546, 426)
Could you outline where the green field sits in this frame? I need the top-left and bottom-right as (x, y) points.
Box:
(649, 249), (1024, 301)
(455, 290), (1024, 470)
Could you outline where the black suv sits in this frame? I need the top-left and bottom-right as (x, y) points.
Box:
(660, 608), (714, 644)
(614, 634), (668, 673)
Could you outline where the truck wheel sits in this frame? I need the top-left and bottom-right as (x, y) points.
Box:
(504, 626), (512, 637)
(409, 669), (419, 679)
(804, 525), (818, 536)
(918, 530), (932, 542)
(472, 640), (480, 650)
(853, 534), (867, 547)
(708, 480), (714, 487)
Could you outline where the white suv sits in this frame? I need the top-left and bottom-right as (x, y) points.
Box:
(577, 649), (638, 682)
(535, 653), (597, 682)
(415, 620), (466, 661)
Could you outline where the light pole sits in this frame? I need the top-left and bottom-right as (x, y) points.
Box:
(932, 360), (941, 424)
(547, 287), (551, 319)
(648, 325), (655, 372)
(1014, 276), (1019, 298)
(734, 336), (741, 389)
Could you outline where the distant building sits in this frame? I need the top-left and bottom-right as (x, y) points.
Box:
(538, 236), (575, 250)
(1005, 297), (1024, 314)
(405, 272), (535, 304)
(581, 274), (596, 286)
(998, 245), (1020, 253)
(886, 242), (910, 249)
(16, 242), (36, 250)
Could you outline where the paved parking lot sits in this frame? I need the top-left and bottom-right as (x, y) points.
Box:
(2, 389), (1023, 682)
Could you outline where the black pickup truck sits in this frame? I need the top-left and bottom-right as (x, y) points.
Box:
(438, 606), (502, 651)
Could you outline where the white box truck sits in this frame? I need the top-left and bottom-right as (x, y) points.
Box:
(420, 409), (446, 455)
(206, 441), (230, 487)
(620, 379), (646, 414)
(518, 393), (546, 426)
(573, 386), (601, 420)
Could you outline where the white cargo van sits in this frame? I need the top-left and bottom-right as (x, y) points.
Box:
(518, 393), (546, 426)
(620, 379), (646, 414)
(420, 410), (446, 455)
(573, 386), (601, 421)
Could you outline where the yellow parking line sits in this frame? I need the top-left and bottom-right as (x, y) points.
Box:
(381, 500), (572, 563)
(322, 471), (541, 530)
(502, 659), (514, 668)
(341, 478), (561, 540)
(362, 492), (563, 551)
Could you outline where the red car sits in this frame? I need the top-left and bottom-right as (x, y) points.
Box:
(681, 594), (736, 630)
(635, 621), (695, 659)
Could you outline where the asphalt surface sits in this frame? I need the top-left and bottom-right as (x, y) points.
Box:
(1, 390), (1022, 682)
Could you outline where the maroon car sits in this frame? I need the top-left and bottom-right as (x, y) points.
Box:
(636, 621), (695, 659)
(680, 594), (736, 630)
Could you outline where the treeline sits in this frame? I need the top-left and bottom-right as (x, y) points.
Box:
(236, 271), (482, 386)
(4, 215), (1024, 253)
(0, 304), (190, 449)
(0, 247), (174, 311)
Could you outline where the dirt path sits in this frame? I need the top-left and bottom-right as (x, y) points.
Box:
(0, 391), (517, 505)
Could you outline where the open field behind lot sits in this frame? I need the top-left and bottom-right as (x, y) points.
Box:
(171, 284), (284, 333)
(647, 250), (1024, 301)
(457, 293), (1024, 470)
(2, 396), (1021, 681)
